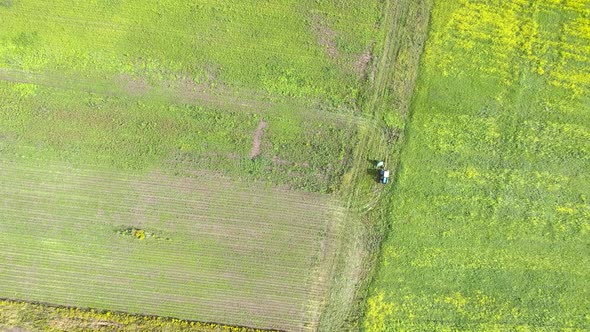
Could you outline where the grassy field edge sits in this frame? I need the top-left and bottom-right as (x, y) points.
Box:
(0, 299), (279, 332)
(317, 0), (434, 330)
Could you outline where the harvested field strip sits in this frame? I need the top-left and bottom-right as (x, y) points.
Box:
(0, 193), (335, 239)
(0, 219), (327, 273)
(0, 161), (341, 202)
(0, 278), (304, 318)
(0, 176), (337, 217)
(0, 230), (319, 325)
(0, 254), (316, 292)
(0, 203), (329, 245)
(0, 266), (310, 327)
(0, 163), (342, 218)
(0, 160), (344, 331)
(0, 240), (317, 281)
(317, 0), (435, 329)
(0, 238), (318, 282)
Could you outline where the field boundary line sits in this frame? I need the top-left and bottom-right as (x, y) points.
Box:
(318, 0), (435, 329)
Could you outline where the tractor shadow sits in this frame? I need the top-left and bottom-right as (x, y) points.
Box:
(366, 158), (381, 182)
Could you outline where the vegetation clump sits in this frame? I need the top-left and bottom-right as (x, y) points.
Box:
(117, 227), (169, 241)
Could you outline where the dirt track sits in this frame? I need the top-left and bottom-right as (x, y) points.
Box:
(250, 119), (268, 159)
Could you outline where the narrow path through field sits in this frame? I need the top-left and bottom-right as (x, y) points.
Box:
(250, 119), (268, 159)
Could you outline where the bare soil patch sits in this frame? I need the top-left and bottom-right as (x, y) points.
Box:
(168, 77), (208, 103)
(114, 74), (151, 96)
(311, 15), (339, 59)
(272, 155), (290, 165)
(250, 119), (268, 159)
(355, 48), (373, 77)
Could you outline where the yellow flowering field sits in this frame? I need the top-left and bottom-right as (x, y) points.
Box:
(364, 0), (590, 330)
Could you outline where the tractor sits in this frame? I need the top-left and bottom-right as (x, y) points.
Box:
(376, 161), (390, 184)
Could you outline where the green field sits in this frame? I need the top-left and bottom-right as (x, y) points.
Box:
(0, 159), (344, 331)
(0, 0), (379, 193)
(0, 0), (381, 102)
(2, 0), (588, 331)
(0, 0), (392, 331)
(364, 0), (590, 331)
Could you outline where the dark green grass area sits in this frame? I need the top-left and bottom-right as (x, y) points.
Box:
(0, 81), (357, 193)
(365, 1), (590, 330)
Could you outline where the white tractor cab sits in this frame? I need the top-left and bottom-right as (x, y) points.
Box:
(376, 161), (390, 184)
(379, 169), (390, 184)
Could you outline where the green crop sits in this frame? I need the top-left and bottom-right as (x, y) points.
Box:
(365, 0), (590, 330)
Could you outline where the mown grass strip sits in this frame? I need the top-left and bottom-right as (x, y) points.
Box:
(317, 0), (434, 330)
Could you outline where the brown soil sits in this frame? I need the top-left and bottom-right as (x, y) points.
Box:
(114, 74), (150, 96)
(355, 49), (373, 77)
(272, 155), (290, 165)
(250, 119), (268, 159)
(169, 77), (207, 103)
(311, 15), (338, 59)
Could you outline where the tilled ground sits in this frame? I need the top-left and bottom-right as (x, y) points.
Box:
(0, 160), (344, 332)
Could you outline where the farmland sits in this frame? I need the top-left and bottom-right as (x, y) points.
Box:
(0, 158), (345, 331)
(2, 0), (587, 330)
(365, 0), (590, 331)
(0, 0), (391, 331)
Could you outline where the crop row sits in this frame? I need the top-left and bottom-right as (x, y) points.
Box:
(1, 182), (336, 231)
(0, 260), (312, 330)
(0, 276), (301, 330)
(0, 161), (339, 206)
